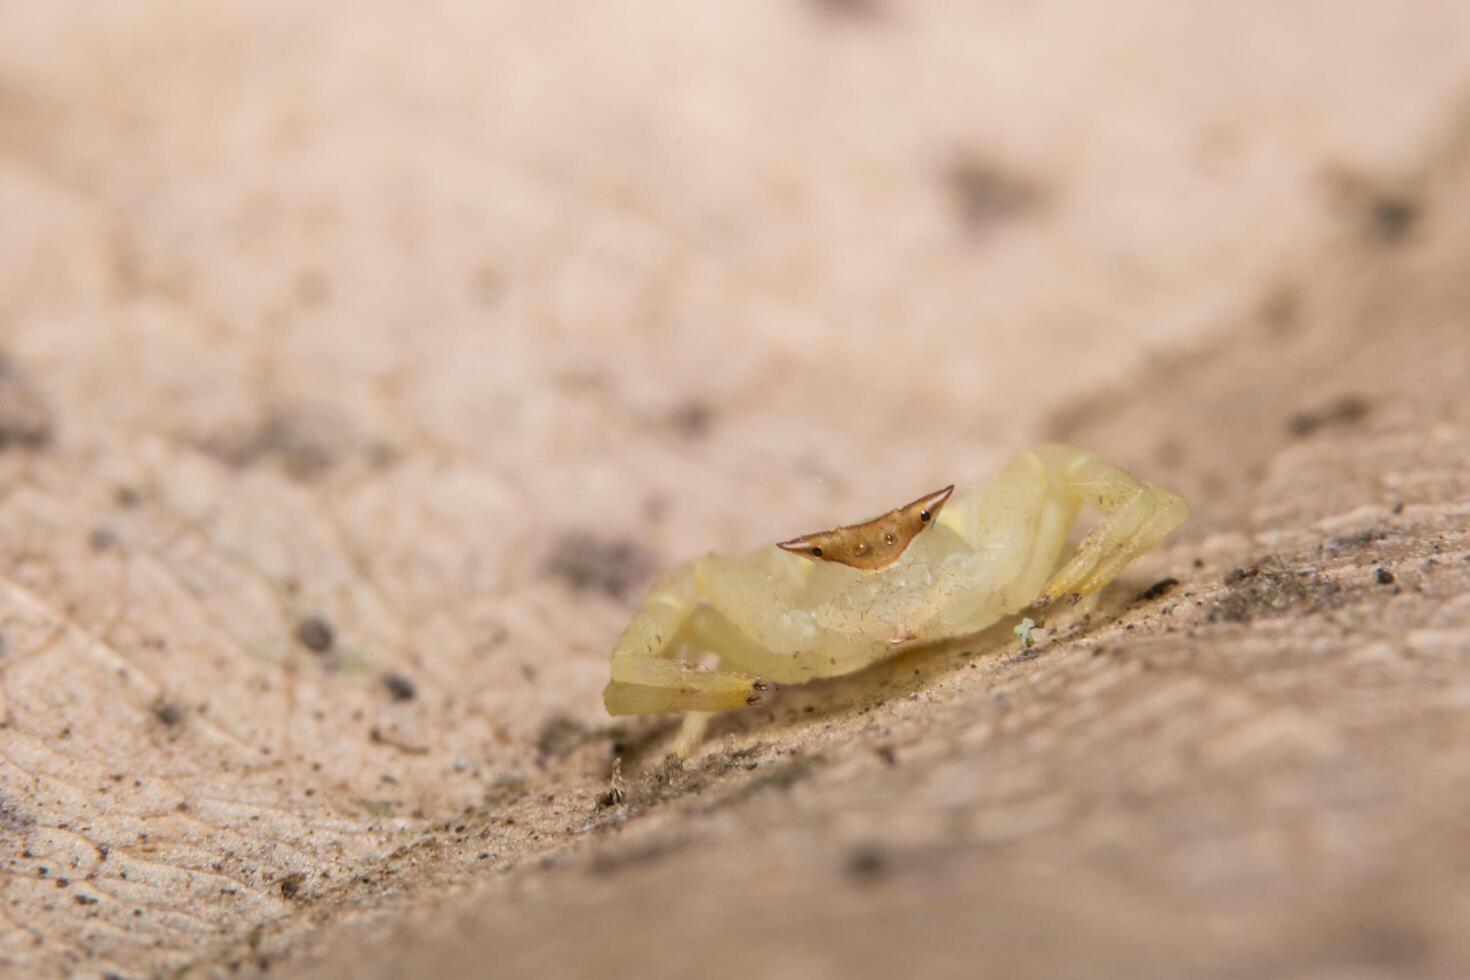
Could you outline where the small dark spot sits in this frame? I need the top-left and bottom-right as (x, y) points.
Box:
(1368, 195), (1418, 243)
(0, 794), (33, 835)
(844, 843), (889, 881)
(1259, 283), (1300, 334)
(89, 527), (117, 552)
(811, 546), (823, 557)
(203, 405), (355, 482)
(1287, 394), (1370, 437)
(919, 510), (931, 523)
(74, 893), (98, 906)
(874, 745), (897, 765)
(1006, 644), (1044, 664)
(1139, 577), (1180, 601)
(113, 485), (141, 508)
(536, 715), (590, 760)
(943, 157), (1043, 235)
(381, 672), (417, 702)
(1192, 558), (1205, 569)
(596, 787), (625, 808)
(295, 615), (335, 654)
(1392, 501), (1405, 515)
(668, 401), (715, 440)
(1323, 169), (1423, 246)
(151, 700), (183, 727)
(1375, 567), (1395, 585)
(808, 0), (883, 18)
(0, 356), (53, 451)
(1224, 565), (1261, 585)
(278, 872), (306, 899)
(542, 533), (656, 601)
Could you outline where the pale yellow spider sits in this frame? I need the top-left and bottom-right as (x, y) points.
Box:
(605, 444), (1188, 754)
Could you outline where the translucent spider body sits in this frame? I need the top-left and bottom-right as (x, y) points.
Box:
(604, 444), (1188, 753)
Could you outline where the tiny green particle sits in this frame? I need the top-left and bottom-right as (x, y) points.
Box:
(1014, 617), (1037, 648)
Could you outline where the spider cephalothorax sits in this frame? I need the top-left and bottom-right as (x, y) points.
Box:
(775, 485), (953, 571)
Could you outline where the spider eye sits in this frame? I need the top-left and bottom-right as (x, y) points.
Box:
(810, 546), (823, 557)
(920, 510), (931, 522)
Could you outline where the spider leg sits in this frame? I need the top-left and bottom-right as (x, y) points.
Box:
(602, 559), (771, 718)
(1028, 444), (1189, 607)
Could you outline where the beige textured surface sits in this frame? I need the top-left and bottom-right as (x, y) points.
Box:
(0, 3), (1468, 978)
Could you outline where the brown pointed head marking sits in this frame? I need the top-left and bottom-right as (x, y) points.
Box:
(777, 485), (954, 571)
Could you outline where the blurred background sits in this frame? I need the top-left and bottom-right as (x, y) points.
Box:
(1, 2), (1469, 977)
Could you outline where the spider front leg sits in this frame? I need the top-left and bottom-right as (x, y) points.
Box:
(602, 559), (771, 717)
(1030, 444), (1189, 607)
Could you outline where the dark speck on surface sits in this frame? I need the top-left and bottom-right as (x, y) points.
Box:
(1375, 567), (1395, 585)
(668, 401), (715, 439)
(296, 615), (335, 653)
(1368, 195), (1418, 243)
(1225, 565), (1261, 585)
(382, 672), (417, 702)
(844, 843), (889, 881)
(1139, 577), (1180, 601)
(0, 356), (53, 451)
(537, 715), (591, 760)
(151, 700), (183, 727)
(1287, 394), (1370, 437)
(943, 156), (1043, 234)
(543, 532), (656, 601)
(808, 0), (883, 18)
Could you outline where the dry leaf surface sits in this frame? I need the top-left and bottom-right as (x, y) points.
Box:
(0, 3), (1467, 977)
